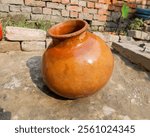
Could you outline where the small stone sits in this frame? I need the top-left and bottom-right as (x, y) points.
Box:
(6, 27), (46, 41)
(102, 106), (116, 116)
(21, 41), (46, 51)
(0, 41), (21, 53)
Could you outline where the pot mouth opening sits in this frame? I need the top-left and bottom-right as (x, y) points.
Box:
(48, 19), (88, 39)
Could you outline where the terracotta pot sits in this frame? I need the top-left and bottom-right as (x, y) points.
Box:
(42, 19), (114, 99)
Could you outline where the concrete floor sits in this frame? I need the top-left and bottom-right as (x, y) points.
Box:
(0, 51), (150, 120)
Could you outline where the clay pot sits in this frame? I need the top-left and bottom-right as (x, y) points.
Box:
(42, 19), (114, 99)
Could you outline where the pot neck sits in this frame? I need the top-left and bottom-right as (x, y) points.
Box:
(52, 31), (87, 46)
(48, 19), (89, 40)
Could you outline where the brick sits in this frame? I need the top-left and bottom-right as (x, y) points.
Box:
(0, 0), (24, 5)
(61, 10), (69, 17)
(25, 0), (45, 7)
(91, 26), (99, 31)
(99, 0), (111, 4)
(31, 14), (51, 20)
(128, 3), (137, 8)
(50, 15), (65, 23)
(88, 9), (97, 14)
(47, 2), (65, 9)
(21, 41), (46, 51)
(0, 4), (9, 12)
(10, 5), (21, 12)
(70, 0), (79, 5)
(95, 3), (108, 9)
(94, 14), (107, 21)
(79, 13), (93, 20)
(99, 26), (105, 31)
(92, 21), (106, 26)
(6, 26), (46, 41)
(67, 5), (82, 12)
(87, 2), (94, 8)
(9, 12), (31, 20)
(21, 6), (32, 13)
(32, 7), (42, 14)
(43, 8), (51, 15)
(0, 12), (8, 17)
(0, 41), (21, 53)
(83, 7), (88, 13)
(70, 11), (78, 18)
(79, 1), (86, 7)
(52, 0), (61, 2)
(61, 0), (70, 4)
(98, 9), (109, 15)
(108, 5), (115, 11)
(52, 9), (61, 16)
(114, 7), (121, 12)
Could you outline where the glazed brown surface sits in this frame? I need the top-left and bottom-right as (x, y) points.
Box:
(42, 20), (114, 98)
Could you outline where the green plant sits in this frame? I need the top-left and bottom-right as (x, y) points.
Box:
(115, 2), (130, 35)
(129, 18), (144, 30)
(121, 3), (130, 19)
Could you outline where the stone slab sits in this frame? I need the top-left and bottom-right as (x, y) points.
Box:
(112, 42), (150, 71)
(6, 27), (46, 41)
(21, 41), (46, 51)
(128, 30), (150, 41)
(0, 41), (21, 53)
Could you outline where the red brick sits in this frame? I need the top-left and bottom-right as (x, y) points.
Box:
(83, 7), (89, 13)
(52, 0), (61, 2)
(95, 3), (108, 9)
(128, 3), (137, 8)
(67, 5), (82, 12)
(114, 1), (123, 7)
(79, 13), (93, 20)
(61, 0), (70, 4)
(25, 0), (45, 7)
(70, 11), (78, 17)
(98, 9), (109, 15)
(94, 14), (107, 21)
(70, 0), (78, 5)
(87, 2), (94, 8)
(99, 0), (111, 4)
(114, 7), (121, 12)
(108, 5), (115, 11)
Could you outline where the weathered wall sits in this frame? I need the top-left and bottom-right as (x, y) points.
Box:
(0, 0), (150, 31)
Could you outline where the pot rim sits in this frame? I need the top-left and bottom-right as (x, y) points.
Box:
(48, 19), (89, 39)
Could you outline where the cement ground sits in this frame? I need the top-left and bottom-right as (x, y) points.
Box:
(0, 51), (150, 120)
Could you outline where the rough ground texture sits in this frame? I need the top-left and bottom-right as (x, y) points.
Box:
(0, 51), (150, 120)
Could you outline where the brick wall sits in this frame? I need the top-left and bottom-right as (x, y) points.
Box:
(0, 0), (150, 31)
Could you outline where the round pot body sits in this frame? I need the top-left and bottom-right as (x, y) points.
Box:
(42, 20), (114, 99)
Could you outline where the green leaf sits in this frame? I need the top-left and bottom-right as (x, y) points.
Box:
(122, 3), (130, 19)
